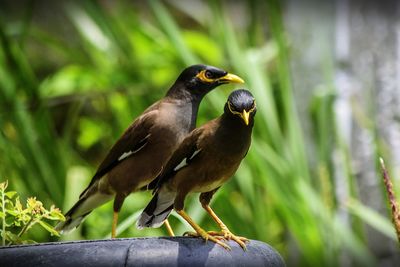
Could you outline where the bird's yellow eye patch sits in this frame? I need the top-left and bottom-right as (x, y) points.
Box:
(248, 101), (257, 113)
(227, 101), (256, 115)
(227, 101), (238, 114)
(228, 101), (256, 125)
(196, 70), (215, 83)
(196, 70), (245, 84)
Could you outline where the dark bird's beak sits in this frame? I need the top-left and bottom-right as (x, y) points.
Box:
(240, 110), (250, 125)
(217, 73), (245, 84)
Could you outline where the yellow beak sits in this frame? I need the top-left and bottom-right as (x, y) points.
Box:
(240, 110), (250, 125)
(218, 73), (245, 84)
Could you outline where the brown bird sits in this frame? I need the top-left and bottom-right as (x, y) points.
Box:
(137, 89), (256, 250)
(56, 65), (244, 238)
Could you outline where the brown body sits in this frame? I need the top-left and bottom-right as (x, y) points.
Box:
(56, 64), (244, 234)
(137, 111), (253, 228)
(58, 97), (198, 232)
(104, 100), (190, 196)
(167, 117), (252, 210)
(137, 89), (256, 250)
(83, 99), (190, 198)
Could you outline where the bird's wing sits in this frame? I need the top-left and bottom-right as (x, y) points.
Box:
(80, 106), (159, 197)
(148, 127), (204, 191)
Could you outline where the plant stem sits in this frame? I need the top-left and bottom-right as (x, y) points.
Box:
(17, 217), (35, 238)
(6, 218), (38, 246)
(380, 157), (400, 245)
(1, 185), (6, 247)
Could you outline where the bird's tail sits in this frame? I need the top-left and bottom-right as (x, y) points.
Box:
(136, 189), (175, 229)
(55, 191), (113, 234)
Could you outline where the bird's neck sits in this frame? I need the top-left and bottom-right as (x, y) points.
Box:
(219, 113), (253, 140)
(212, 114), (253, 157)
(165, 81), (205, 103)
(166, 82), (205, 131)
(221, 112), (254, 129)
(186, 99), (200, 131)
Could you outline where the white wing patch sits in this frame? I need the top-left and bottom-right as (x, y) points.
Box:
(173, 149), (201, 172)
(118, 135), (150, 161)
(118, 151), (134, 161)
(174, 158), (188, 171)
(189, 149), (201, 160)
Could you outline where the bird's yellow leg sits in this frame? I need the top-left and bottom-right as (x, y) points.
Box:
(112, 211), (118, 238)
(164, 219), (175, 236)
(203, 204), (248, 250)
(177, 209), (231, 250)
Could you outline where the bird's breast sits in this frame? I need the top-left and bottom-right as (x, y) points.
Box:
(191, 178), (227, 193)
(170, 153), (240, 194)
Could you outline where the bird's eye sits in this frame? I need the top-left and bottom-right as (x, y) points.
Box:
(205, 70), (213, 79)
(246, 100), (256, 114)
(228, 102), (238, 113)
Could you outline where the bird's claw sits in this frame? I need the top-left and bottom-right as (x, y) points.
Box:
(183, 231), (197, 237)
(183, 230), (231, 250)
(212, 235), (227, 242)
(207, 229), (249, 250)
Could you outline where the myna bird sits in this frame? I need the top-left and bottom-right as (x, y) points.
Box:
(137, 89), (256, 250)
(55, 65), (244, 238)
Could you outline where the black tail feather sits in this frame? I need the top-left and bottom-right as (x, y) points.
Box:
(136, 191), (175, 229)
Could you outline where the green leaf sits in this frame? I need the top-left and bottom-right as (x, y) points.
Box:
(21, 239), (37, 244)
(78, 118), (106, 149)
(5, 216), (16, 227)
(14, 197), (23, 212)
(5, 231), (21, 244)
(347, 199), (397, 240)
(46, 210), (65, 221)
(5, 191), (17, 199)
(0, 211), (4, 218)
(4, 198), (14, 205)
(5, 209), (18, 216)
(40, 65), (109, 97)
(38, 220), (60, 236)
(17, 213), (31, 224)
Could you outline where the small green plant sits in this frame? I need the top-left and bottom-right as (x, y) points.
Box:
(0, 180), (65, 246)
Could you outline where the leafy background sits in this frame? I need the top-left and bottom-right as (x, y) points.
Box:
(0, 0), (399, 266)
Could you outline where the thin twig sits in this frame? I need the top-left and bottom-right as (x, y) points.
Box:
(17, 217), (35, 238)
(379, 157), (400, 245)
(6, 218), (38, 246)
(1, 183), (6, 246)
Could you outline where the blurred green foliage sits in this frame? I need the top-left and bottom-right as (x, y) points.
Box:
(0, 0), (397, 266)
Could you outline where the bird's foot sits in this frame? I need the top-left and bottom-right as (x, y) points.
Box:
(207, 228), (249, 250)
(183, 230), (231, 250)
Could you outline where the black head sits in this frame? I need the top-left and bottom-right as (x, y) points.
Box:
(168, 64), (244, 99)
(224, 89), (256, 126)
